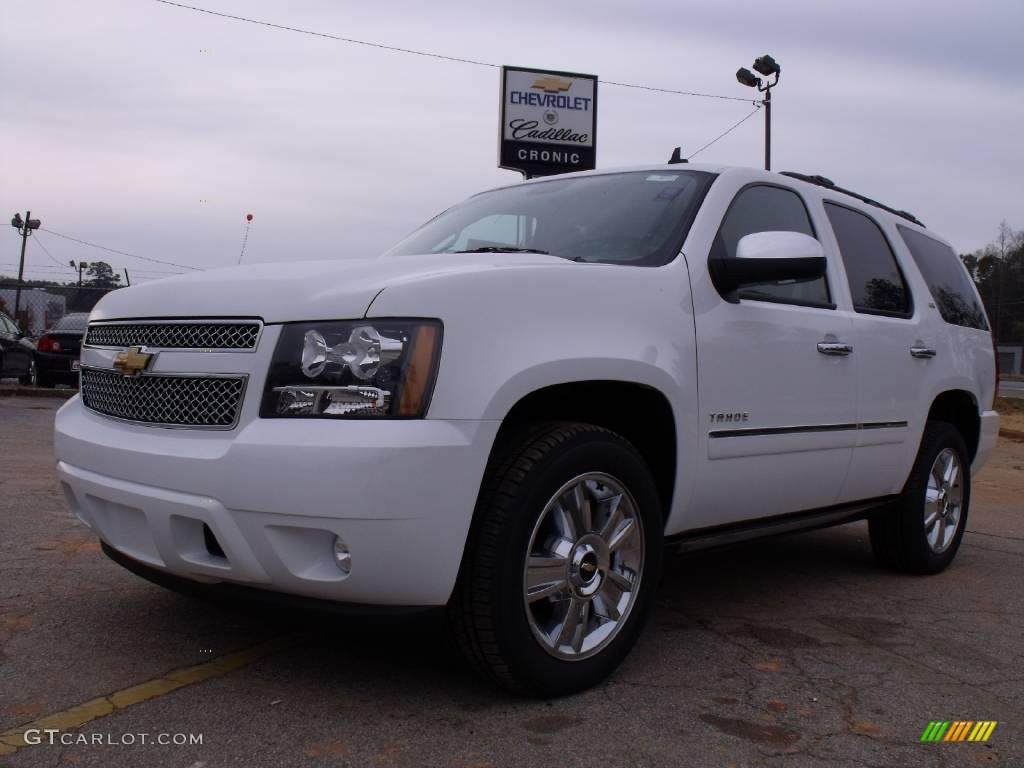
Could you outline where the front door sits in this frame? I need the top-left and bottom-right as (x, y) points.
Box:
(687, 183), (858, 528)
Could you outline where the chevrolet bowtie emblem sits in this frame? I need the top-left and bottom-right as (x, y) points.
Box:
(113, 346), (154, 376)
(532, 76), (572, 94)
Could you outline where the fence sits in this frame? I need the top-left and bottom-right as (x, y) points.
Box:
(0, 283), (118, 337)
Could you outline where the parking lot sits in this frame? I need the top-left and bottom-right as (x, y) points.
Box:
(1, 396), (1021, 767)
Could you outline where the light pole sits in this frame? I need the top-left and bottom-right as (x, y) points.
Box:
(10, 211), (41, 324)
(736, 55), (781, 171)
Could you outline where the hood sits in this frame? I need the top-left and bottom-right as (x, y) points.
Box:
(90, 253), (567, 323)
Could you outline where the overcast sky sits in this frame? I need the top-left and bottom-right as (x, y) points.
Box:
(1, 0), (1021, 285)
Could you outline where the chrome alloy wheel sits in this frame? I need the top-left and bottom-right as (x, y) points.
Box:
(523, 473), (644, 661)
(924, 447), (963, 554)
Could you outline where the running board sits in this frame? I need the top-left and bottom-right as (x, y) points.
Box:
(665, 496), (897, 554)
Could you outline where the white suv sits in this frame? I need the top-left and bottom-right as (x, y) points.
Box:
(54, 164), (999, 695)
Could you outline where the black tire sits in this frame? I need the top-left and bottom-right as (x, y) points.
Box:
(19, 357), (37, 386)
(869, 421), (970, 575)
(449, 422), (663, 697)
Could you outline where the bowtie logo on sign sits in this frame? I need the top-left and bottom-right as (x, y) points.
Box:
(499, 66), (598, 179)
(532, 76), (572, 93)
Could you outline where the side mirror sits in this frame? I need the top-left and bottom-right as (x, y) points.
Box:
(712, 231), (827, 294)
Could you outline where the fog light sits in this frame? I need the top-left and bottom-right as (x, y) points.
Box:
(333, 535), (352, 576)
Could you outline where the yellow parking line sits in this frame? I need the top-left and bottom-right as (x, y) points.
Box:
(0, 636), (293, 754)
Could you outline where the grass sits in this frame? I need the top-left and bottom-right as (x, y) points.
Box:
(996, 396), (1024, 432)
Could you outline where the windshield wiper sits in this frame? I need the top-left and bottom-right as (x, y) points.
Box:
(453, 246), (550, 255)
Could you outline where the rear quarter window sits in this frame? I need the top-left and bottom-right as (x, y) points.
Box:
(898, 226), (989, 330)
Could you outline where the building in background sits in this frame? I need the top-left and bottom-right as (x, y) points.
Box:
(0, 288), (67, 336)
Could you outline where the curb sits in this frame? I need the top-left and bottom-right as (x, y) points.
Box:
(0, 385), (77, 400)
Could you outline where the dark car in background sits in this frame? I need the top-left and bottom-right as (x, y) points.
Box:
(34, 312), (88, 388)
(0, 310), (37, 384)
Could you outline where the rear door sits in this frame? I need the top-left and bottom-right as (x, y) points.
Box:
(687, 182), (858, 528)
(0, 313), (30, 375)
(823, 202), (924, 502)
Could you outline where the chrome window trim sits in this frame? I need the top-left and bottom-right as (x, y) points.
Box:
(84, 318), (264, 353)
(79, 365), (249, 431)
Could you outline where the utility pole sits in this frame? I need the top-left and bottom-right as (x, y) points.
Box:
(124, 268), (131, 286)
(763, 85), (772, 172)
(77, 261), (88, 287)
(9, 210), (41, 324)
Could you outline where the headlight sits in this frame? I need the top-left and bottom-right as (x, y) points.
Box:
(260, 320), (442, 418)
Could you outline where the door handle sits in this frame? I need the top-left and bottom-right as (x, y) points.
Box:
(817, 342), (853, 356)
(910, 346), (937, 359)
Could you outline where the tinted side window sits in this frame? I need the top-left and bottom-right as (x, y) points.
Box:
(898, 226), (988, 330)
(712, 185), (830, 305)
(825, 203), (911, 316)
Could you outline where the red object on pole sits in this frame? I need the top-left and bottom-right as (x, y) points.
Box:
(246, 213), (253, 221)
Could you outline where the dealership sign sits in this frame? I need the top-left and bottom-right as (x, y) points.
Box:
(499, 66), (598, 178)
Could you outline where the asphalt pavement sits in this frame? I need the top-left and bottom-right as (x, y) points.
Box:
(1, 397), (1022, 767)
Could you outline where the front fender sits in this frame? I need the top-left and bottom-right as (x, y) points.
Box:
(364, 260), (695, 422)
(481, 357), (682, 422)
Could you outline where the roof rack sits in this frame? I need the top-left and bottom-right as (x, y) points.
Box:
(780, 171), (925, 228)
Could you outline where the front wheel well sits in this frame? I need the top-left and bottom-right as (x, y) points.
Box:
(927, 390), (980, 461)
(491, 381), (677, 517)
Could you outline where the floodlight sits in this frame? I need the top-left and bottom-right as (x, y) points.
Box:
(736, 68), (760, 88)
(753, 55), (780, 77)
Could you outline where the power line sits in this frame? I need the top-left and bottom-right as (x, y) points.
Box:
(120, 267), (186, 275)
(688, 105), (762, 160)
(1, 258), (182, 276)
(0, 263), (74, 273)
(39, 228), (202, 271)
(153, 0), (752, 103)
(31, 234), (75, 272)
(0, 262), (180, 275)
(602, 80), (755, 102)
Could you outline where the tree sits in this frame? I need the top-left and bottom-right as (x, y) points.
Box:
(961, 253), (979, 280)
(966, 222), (1024, 343)
(83, 261), (122, 289)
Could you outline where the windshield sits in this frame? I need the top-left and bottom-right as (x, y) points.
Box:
(52, 314), (88, 331)
(386, 170), (715, 266)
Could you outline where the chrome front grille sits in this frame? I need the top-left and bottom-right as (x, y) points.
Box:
(81, 368), (247, 428)
(85, 322), (260, 350)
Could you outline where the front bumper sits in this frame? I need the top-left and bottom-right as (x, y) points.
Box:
(55, 396), (499, 606)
